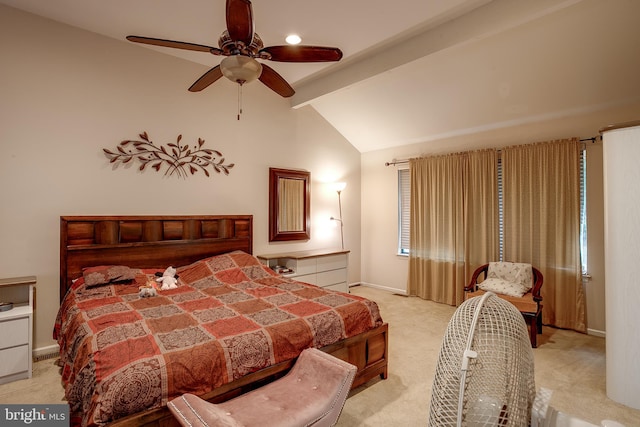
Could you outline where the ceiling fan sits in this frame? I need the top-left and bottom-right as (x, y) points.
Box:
(126, 0), (343, 98)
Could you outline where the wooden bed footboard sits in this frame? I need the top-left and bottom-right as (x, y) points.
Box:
(112, 322), (389, 427)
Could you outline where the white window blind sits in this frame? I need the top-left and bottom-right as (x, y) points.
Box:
(497, 156), (504, 261)
(579, 148), (587, 274)
(398, 168), (410, 255)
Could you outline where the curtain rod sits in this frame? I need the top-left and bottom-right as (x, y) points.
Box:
(580, 136), (599, 143)
(385, 160), (409, 166)
(385, 136), (600, 166)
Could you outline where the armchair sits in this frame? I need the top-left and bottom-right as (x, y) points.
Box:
(464, 262), (543, 347)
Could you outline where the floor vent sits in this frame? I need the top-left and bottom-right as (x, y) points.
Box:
(33, 351), (59, 362)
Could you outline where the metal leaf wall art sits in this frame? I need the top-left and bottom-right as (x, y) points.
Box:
(104, 132), (235, 178)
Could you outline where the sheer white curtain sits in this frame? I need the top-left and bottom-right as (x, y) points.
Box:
(502, 138), (585, 331)
(407, 150), (498, 305)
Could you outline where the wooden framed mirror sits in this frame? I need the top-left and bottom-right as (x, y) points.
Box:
(269, 167), (310, 241)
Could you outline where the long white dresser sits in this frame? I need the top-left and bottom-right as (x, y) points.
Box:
(257, 249), (350, 293)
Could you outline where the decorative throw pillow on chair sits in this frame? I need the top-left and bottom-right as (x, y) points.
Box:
(478, 262), (533, 297)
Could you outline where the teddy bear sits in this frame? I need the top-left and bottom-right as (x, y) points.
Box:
(138, 284), (157, 298)
(156, 266), (179, 290)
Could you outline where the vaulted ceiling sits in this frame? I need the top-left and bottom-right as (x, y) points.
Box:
(2, 0), (639, 152)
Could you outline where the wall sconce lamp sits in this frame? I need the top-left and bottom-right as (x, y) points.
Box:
(329, 182), (346, 249)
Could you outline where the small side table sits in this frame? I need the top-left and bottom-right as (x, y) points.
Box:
(0, 276), (36, 384)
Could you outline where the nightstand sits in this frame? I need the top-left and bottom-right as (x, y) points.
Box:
(0, 276), (35, 384)
(257, 249), (350, 293)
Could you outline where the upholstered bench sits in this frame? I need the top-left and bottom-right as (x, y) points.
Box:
(168, 348), (357, 427)
(464, 262), (543, 347)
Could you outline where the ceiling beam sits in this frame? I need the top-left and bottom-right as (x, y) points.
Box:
(290, 0), (584, 108)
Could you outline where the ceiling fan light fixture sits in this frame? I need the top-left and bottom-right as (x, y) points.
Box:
(220, 55), (263, 84)
(126, 0), (341, 99)
(285, 34), (301, 45)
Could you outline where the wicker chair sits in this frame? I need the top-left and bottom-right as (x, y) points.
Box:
(464, 262), (543, 347)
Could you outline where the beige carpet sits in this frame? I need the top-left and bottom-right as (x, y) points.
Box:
(338, 287), (640, 426)
(1, 286), (638, 426)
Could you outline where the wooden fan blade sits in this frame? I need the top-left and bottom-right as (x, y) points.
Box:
(189, 66), (224, 92)
(226, 0), (254, 46)
(126, 35), (223, 55)
(259, 64), (295, 97)
(259, 45), (343, 62)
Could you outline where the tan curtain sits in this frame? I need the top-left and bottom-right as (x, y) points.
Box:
(502, 138), (585, 331)
(407, 150), (498, 306)
(466, 149), (500, 278)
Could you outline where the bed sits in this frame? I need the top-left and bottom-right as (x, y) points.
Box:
(57, 215), (388, 426)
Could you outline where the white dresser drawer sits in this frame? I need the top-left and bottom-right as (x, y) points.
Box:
(0, 345), (29, 377)
(316, 269), (347, 287)
(0, 316), (29, 348)
(317, 254), (347, 272)
(323, 282), (348, 293)
(291, 258), (316, 276)
(293, 273), (317, 285)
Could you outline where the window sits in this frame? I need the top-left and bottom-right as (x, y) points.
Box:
(579, 149), (587, 274)
(397, 148), (587, 268)
(398, 168), (410, 255)
(497, 156), (504, 261)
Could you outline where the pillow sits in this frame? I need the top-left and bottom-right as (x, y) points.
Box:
(82, 265), (138, 287)
(178, 250), (260, 274)
(478, 262), (533, 297)
(478, 278), (529, 297)
(212, 250), (262, 270)
(176, 251), (272, 286)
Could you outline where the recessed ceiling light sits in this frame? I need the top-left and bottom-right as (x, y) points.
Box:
(285, 34), (302, 45)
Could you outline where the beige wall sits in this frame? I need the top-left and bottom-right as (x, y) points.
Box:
(3, 3), (633, 353)
(361, 102), (640, 335)
(0, 6), (361, 353)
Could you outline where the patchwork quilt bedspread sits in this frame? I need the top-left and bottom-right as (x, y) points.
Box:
(54, 251), (383, 426)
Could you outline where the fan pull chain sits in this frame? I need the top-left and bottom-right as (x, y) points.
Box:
(237, 83), (244, 120)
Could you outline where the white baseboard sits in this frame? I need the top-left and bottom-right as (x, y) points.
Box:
(353, 282), (603, 337)
(587, 328), (605, 338)
(354, 281), (408, 296)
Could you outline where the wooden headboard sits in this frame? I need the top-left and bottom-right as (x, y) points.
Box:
(60, 215), (253, 303)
